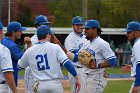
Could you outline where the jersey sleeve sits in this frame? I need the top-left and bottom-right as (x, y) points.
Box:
(18, 50), (29, 69)
(56, 45), (69, 65)
(64, 37), (77, 51)
(100, 42), (116, 60)
(0, 47), (13, 73)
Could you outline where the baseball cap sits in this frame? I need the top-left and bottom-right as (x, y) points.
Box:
(0, 22), (3, 30)
(72, 16), (84, 25)
(124, 21), (140, 32)
(82, 20), (100, 29)
(7, 21), (26, 32)
(35, 15), (51, 25)
(37, 25), (52, 36)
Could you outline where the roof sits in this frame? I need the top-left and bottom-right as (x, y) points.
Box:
(2, 27), (126, 35)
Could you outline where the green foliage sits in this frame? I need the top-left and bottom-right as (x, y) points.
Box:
(15, 0), (140, 27)
(47, 0), (140, 27)
(47, 0), (82, 27)
(18, 1), (34, 27)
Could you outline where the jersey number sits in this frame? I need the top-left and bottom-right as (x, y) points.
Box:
(36, 54), (50, 71)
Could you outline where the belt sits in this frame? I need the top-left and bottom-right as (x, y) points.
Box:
(0, 81), (5, 84)
(76, 66), (82, 68)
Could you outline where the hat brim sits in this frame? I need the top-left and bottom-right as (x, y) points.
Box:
(124, 29), (132, 32)
(73, 23), (84, 25)
(19, 27), (26, 31)
(42, 22), (51, 25)
(80, 26), (92, 29)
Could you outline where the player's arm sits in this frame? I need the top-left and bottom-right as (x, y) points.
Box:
(134, 63), (140, 87)
(24, 37), (32, 49)
(133, 46), (140, 87)
(62, 59), (80, 92)
(4, 71), (17, 93)
(92, 43), (116, 69)
(1, 47), (17, 93)
(57, 45), (81, 92)
(18, 51), (29, 69)
(96, 57), (116, 68)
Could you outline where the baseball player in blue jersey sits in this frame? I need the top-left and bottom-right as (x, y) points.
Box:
(68, 19), (116, 93)
(65, 16), (88, 93)
(1, 21), (31, 86)
(0, 43), (17, 93)
(122, 21), (140, 93)
(18, 25), (81, 93)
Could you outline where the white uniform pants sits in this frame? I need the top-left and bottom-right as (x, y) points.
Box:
(24, 67), (35, 93)
(31, 79), (63, 93)
(68, 67), (86, 93)
(85, 73), (107, 93)
(0, 84), (12, 93)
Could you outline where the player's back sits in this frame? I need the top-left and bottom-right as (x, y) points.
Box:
(26, 42), (64, 81)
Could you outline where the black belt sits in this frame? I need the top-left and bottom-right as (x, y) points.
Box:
(76, 66), (82, 68)
(0, 81), (5, 84)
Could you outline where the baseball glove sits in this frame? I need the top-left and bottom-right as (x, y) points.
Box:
(78, 49), (96, 69)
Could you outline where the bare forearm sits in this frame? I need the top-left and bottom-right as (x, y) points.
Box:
(4, 72), (17, 93)
(99, 60), (111, 68)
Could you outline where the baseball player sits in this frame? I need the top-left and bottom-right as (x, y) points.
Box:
(24, 15), (52, 93)
(0, 43), (17, 93)
(65, 16), (88, 93)
(0, 22), (3, 41)
(18, 25), (81, 93)
(31, 15), (51, 45)
(1, 21), (31, 86)
(80, 19), (116, 93)
(122, 21), (140, 93)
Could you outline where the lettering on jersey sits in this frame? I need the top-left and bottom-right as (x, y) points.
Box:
(79, 43), (84, 49)
(86, 48), (96, 62)
(86, 48), (95, 56)
(36, 54), (50, 71)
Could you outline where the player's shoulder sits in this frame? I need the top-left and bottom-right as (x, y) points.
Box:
(133, 38), (140, 50)
(1, 37), (16, 47)
(0, 43), (10, 53)
(66, 32), (76, 39)
(96, 37), (110, 46)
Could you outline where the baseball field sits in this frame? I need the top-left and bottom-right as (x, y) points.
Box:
(18, 67), (132, 93)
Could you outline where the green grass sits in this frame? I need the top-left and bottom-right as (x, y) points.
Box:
(18, 67), (130, 76)
(63, 80), (133, 93)
(104, 80), (132, 93)
(61, 68), (68, 76)
(105, 67), (130, 74)
(18, 69), (25, 76)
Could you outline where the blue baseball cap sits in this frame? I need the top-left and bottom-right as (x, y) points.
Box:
(72, 16), (84, 25)
(82, 19), (101, 29)
(37, 25), (52, 36)
(0, 22), (3, 30)
(7, 21), (26, 32)
(124, 21), (140, 32)
(35, 15), (51, 25)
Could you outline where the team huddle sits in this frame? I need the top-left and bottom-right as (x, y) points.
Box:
(0, 15), (140, 93)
